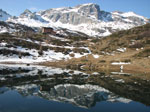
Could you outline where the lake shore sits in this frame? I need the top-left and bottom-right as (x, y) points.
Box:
(0, 58), (150, 75)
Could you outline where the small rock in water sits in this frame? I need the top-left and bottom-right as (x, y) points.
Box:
(27, 64), (30, 66)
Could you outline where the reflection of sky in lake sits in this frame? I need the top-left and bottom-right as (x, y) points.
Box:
(0, 90), (149, 112)
(0, 64), (150, 112)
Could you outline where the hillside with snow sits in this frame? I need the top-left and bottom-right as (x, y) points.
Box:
(6, 3), (150, 37)
(0, 31), (91, 64)
(0, 3), (150, 64)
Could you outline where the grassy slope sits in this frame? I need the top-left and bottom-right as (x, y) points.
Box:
(89, 23), (150, 73)
(43, 24), (150, 74)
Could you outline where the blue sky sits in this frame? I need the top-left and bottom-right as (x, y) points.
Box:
(0, 0), (150, 18)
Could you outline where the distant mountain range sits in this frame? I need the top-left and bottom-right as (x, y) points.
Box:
(0, 3), (149, 36)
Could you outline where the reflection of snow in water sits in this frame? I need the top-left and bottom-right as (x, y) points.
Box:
(0, 64), (132, 107)
(12, 83), (131, 109)
(0, 64), (87, 80)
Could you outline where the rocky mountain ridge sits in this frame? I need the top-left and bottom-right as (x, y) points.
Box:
(0, 9), (11, 21)
(0, 3), (148, 37)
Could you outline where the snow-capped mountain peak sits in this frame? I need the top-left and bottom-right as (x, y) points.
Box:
(20, 9), (33, 18)
(0, 9), (11, 21)
(8, 8), (48, 27)
(2, 3), (150, 36)
(75, 3), (101, 19)
(112, 11), (147, 20)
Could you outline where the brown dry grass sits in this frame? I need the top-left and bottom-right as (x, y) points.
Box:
(42, 24), (150, 77)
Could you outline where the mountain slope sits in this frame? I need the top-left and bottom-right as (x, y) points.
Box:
(90, 23), (150, 55)
(8, 3), (149, 37)
(0, 29), (90, 64)
(60, 23), (150, 73)
(0, 9), (11, 21)
(0, 21), (35, 34)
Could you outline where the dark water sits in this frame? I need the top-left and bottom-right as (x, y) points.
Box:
(0, 64), (150, 112)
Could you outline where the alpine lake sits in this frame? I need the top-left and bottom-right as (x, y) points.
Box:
(0, 64), (150, 112)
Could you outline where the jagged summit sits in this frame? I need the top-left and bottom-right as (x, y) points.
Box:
(24, 9), (32, 13)
(76, 3), (101, 20)
(0, 9), (11, 21)
(75, 3), (100, 9)
(22, 9), (32, 14)
(0, 9), (10, 15)
(20, 9), (33, 18)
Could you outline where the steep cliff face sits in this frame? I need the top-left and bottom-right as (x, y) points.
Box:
(38, 3), (101, 25)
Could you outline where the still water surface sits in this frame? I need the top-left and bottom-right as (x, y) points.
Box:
(0, 64), (150, 112)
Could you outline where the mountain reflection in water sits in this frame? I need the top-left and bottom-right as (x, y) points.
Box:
(0, 64), (150, 112)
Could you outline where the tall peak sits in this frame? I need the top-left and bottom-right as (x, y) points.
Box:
(20, 9), (33, 17)
(76, 3), (101, 20)
(22, 9), (32, 14)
